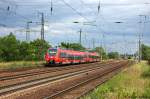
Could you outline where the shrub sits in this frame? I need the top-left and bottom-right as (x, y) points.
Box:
(0, 33), (51, 61)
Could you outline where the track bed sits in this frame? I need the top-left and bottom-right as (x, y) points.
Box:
(0, 60), (132, 99)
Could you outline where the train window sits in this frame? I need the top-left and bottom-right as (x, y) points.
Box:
(60, 52), (67, 58)
(48, 49), (57, 56)
(74, 56), (76, 60)
(74, 55), (79, 60)
(89, 55), (97, 59)
(68, 54), (71, 59)
(80, 56), (83, 59)
(68, 54), (74, 60)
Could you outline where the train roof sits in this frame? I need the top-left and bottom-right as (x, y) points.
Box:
(48, 47), (99, 56)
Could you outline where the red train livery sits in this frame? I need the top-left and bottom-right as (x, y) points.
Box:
(45, 48), (100, 65)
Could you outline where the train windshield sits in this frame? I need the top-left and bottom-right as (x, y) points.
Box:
(48, 49), (57, 56)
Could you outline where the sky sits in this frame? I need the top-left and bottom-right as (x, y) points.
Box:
(0, 0), (150, 54)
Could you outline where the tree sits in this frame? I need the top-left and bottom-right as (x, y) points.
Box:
(0, 33), (20, 61)
(142, 44), (150, 60)
(30, 39), (51, 60)
(0, 37), (3, 61)
(0, 33), (51, 61)
(60, 42), (85, 51)
(18, 41), (31, 60)
(108, 52), (119, 59)
(93, 47), (108, 60)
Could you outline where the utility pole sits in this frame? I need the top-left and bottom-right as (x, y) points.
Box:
(26, 21), (32, 42)
(138, 35), (141, 62)
(138, 15), (146, 62)
(138, 15), (142, 62)
(102, 33), (107, 56)
(79, 28), (82, 44)
(98, 0), (101, 14)
(100, 40), (103, 61)
(40, 12), (45, 40)
(50, 0), (53, 15)
(123, 33), (127, 59)
(92, 38), (95, 49)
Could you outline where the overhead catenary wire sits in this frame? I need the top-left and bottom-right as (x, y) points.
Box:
(0, 0), (17, 6)
(79, 0), (97, 15)
(0, 7), (31, 21)
(60, 0), (89, 21)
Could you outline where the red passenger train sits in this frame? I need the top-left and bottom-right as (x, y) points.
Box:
(45, 48), (100, 65)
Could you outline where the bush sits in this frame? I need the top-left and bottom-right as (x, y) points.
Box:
(141, 63), (150, 78)
(0, 33), (51, 61)
(108, 52), (119, 59)
(142, 69), (150, 78)
(142, 44), (150, 60)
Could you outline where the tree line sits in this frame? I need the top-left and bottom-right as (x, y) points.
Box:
(0, 33), (124, 62)
(0, 33), (50, 61)
(0, 33), (149, 62)
(0, 34), (108, 62)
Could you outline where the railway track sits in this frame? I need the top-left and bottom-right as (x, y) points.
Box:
(43, 61), (129, 99)
(0, 61), (119, 89)
(44, 61), (130, 99)
(0, 61), (131, 99)
(0, 63), (96, 81)
(0, 61), (124, 96)
(0, 61), (113, 81)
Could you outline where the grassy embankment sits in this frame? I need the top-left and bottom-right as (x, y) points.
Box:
(82, 61), (150, 99)
(0, 61), (45, 70)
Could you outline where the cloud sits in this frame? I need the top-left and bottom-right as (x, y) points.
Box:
(0, 0), (150, 53)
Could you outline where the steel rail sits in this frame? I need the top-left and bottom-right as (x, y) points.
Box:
(0, 61), (116, 81)
(43, 61), (129, 99)
(76, 61), (133, 99)
(0, 62), (118, 90)
(0, 62), (104, 81)
(0, 61), (124, 96)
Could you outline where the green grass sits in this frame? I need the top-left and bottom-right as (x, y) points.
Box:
(0, 61), (45, 70)
(141, 63), (150, 78)
(81, 61), (150, 99)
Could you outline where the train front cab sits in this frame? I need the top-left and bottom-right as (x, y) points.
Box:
(45, 48), (60, 64)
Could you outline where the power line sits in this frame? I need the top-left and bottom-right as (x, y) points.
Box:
(60, 0), (89, 21)
(87, 2), (150, 6)
(79, 0), (97, 15)
(0, 7), (31, 21)
(0, 0), (17, 6)
(79, 0), (100, 22)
